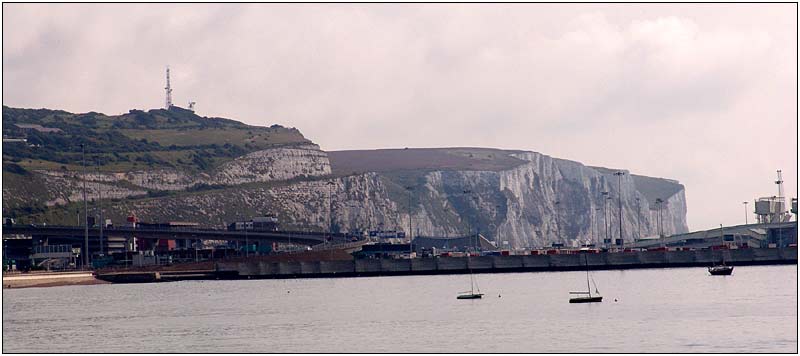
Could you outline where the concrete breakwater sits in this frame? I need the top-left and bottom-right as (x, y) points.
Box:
(217, 247), (797, 279)
(3, 271), (109, 288)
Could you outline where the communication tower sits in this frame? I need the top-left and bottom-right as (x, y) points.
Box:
(164, 66), (173, 109)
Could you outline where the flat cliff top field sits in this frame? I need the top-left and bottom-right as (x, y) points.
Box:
(328, 147), (528, 176)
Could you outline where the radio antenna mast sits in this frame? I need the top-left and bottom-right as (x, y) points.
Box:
(165, 66), (173, 109)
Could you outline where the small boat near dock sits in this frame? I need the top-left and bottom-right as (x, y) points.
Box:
(708, 264), (734, 276)
(457, 255), (484, 299)
(570, 255), (603, 303)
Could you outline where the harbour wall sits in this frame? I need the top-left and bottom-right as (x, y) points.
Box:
(216, 247), (797, 279)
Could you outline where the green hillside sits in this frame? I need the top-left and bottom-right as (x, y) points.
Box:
(2, 106), (310, 173)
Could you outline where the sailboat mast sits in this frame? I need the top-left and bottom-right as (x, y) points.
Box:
(471, 273), (475, 294)
(585, 255), (591, 297)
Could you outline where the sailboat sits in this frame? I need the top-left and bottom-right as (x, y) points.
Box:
(569, 255), (603, 303)
(457, 272), (483, 299)
(457, 254), (484, 299)
(708, 260), (733, 276)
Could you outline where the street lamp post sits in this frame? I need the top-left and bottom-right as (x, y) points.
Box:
(601, 191), (609, 249)
(655, 198), (664, 247)
(595, 207), (602, 247)
(590, 205), (595, 246)
(635, 197), (641, 242)
(554, 200), (561, 246)
(97, 159), (104, 256)
(464, 189), (480, 251)
(406, 186), (414, 256)
(327, 181), (335, 248)
(614, 171), (625, 249)
(743, 202), (749, 225)
(495, 204), (502, 248)
(81, 144), (89, 269)
(607, 196), (613, 247)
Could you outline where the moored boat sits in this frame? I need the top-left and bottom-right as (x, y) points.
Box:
(457, 292), (484, 299)
(569, 294), (603, 303)
(708, 265), (734, 275)
(457, 255), (483, 300)
(570, 254), (603, 303)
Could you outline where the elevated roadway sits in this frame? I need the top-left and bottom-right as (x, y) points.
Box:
(629, 221), (797, 249)
(1, 225), (354, 246)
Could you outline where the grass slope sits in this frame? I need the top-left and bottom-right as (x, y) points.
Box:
(2, 105), (310, 173)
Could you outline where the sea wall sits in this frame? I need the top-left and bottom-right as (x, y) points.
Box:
(216, 247), (797, 278)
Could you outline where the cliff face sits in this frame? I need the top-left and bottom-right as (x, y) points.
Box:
(20, 148), (688, 249)
(211, 144), (331, 185)
(2, 105), (688, 248)
(3, 144), (331, 208)
(374, 151), (689, 248)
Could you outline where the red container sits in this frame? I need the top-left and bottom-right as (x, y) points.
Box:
(501, 250), (510, 256)
(156, 239), (176, 251)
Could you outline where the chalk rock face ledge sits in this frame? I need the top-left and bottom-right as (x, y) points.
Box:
(311, 149), (689, 248)
(9, 144), (332, 206)
(24, 147), (687, 249)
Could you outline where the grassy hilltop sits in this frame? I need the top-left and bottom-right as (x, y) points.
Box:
(2, 105), (310, 173)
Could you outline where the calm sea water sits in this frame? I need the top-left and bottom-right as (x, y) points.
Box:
(3, 265), (797, 353)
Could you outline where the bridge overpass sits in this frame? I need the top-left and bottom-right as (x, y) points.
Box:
(1, 225), (353, 247)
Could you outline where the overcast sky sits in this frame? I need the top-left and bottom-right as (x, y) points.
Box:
(3, 3), (797, 231)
